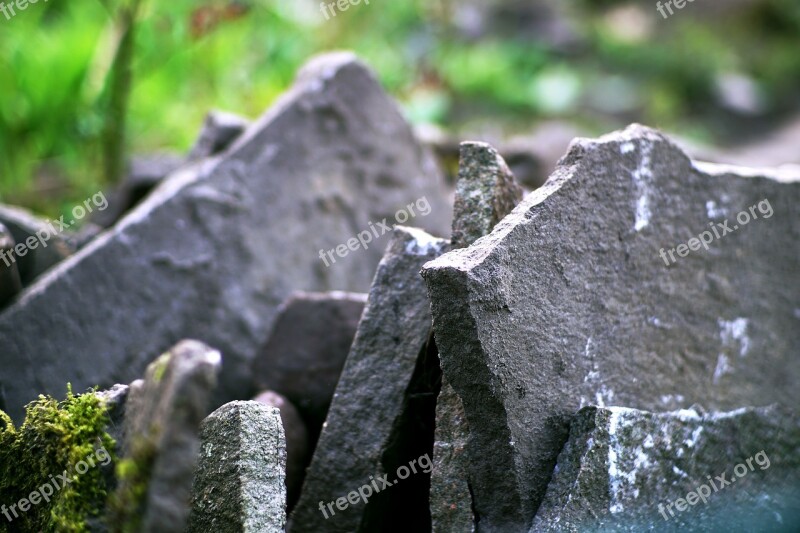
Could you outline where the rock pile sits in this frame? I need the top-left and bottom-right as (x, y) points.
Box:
(0, 53), (798, 533)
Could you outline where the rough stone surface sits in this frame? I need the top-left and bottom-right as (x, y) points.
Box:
(421, 124), (800, 531)
(112, 339), (222, 532)
(0, 204), (73, 284)
(0, 223), (22, 309)
(431, 142), (523, 532)
(188, 401), (287, 533)
(253, 291), (367, 442)
(188, 110), (250, 162)
(92, 153), (186, 228)
(253, 390), (310, 510)
(0, 51), (451, 421)
(291, 227), (448, 533)
(531, 405), (800, 532)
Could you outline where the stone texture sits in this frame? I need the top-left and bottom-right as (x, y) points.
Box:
(188, 401), (287, 533)
(188, 110), (250, 162)
(291, 227), (448, 533)
(531, 405), (800, 532)
(253, 291), (367, 443)
(111, 339), (221, 532)
(0, 51), (451, 421)
(92, 153), (185, 228)
(0, 204), (73, 285)
(253, 390), (309, 510)
(0, 223), (22, 309)
(431, 142), (523, 532)
(421, 124), (800, 531)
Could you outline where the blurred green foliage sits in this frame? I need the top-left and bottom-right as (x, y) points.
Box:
(1, 0), (798, 214)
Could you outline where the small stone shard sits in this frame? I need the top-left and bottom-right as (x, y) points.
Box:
(291, 227), (448, 533)
(110, 339), (222, 533)
(431, 141), (523, 532)
(188, 401), (287, 533)
(187, 110), (251, 162)
(531, 405), (800, 532)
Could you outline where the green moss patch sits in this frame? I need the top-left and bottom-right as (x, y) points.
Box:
(0, 385), (116, 532)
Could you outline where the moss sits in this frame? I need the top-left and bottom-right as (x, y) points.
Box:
(150, 353), (170, 384)
(106, 435), (158, 533)
(0, 385), (116, 533)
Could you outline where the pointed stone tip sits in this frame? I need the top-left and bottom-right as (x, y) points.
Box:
(295, 50), (371, 86)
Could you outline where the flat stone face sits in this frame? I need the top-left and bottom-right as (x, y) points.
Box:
(188, 401), (287, 533)
(431, 142), (523, 532)
(421, 125), (800, 531)
(531, 405), (800, 532)
(112, 339), (222, 533)
(0, 51), (451, 421)
(291, 227), (448, 533)
(253, 291), (367, 439)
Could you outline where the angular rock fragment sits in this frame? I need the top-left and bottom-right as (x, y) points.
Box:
(532, 405), (800, 532)
(188, 401), (287, 533)
(110, 339), (221, 532)
(0, 223), (22, 308)
(0, 51), (451, 421)
(431, 142), (522, 532)
(421, 125), (800, 531)
(291, 227), (448, 532)
(253, 291), (367, 443)
(253, 390), (310, 509)
(0, 204), (73, 284)
(188, 110), (251, 162)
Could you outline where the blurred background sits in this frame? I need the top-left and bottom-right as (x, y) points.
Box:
(1, 0), (799, 217)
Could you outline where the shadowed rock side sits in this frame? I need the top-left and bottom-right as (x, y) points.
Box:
(531, 405), (800, 532)
(0, 223), (22, 309)
(421, 124), (800, 531)
(253, 291), (367, 444)
(188, 401), (287, 533)
(0, 51), (451, 422)
(431, 141), (523, 533)
(290, 227), (448, 533)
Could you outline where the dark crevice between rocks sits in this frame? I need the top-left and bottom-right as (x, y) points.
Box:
(359, 334), (441, 533)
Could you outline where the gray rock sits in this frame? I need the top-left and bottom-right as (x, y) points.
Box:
(188, 401), (287, 533)
(92, 153), (186, 228)
(431, 142), (522, 532)
(253, 390), (310, 510)
(253, 291), (367, 441)
(531, 405), (800, 532)
(110, 339), (222, 532)
(0, 204), (74, 284)
(421, 124), (800, 531)
(188, 110), (251, 162)
(0, 223), (22, 308)
(291, 227), (448, 533)
(0, 51), (451, 422)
